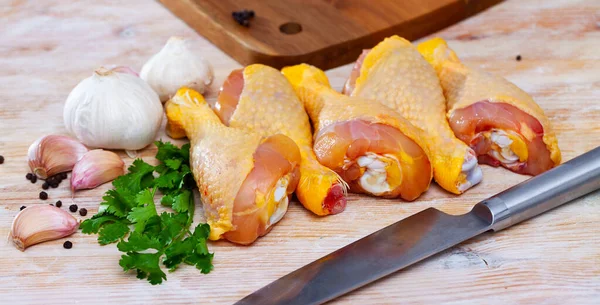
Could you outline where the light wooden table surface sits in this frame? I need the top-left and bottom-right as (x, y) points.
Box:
(1, 0), (599, 304)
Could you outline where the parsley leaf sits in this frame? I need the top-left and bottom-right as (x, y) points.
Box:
(141, 215), (162, 236)
(164, 158), (182, 170)
(163, 236), (195, 271)
(157, 212), (189, 246)
(160, 193), (175, 208)
(186, 251), (214, 274)
(80, 214), (122, 234)
(116, 159), (155, 193)
(119, 252), (166, 285)
(98, 221), (130, 245)
(164, 223), (213, 273)
(117, 232), (162, 252)
(155, 141), (189, 163)
(154, 171), (181, 190)
(186, 224), (213, 273)
(81, 140), (213, 285)
(89, 159), (155, 220)
(171, 189), (192, 213)
(127, 189), (158, 232)
(97, 189), (134, 218)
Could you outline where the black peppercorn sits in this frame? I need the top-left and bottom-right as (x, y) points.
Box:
(516, 55), (522, 61)
(232, 9), (255, 26)
(39, 191), (48, 200)
(240, 9), (254, 19)
(49, 203), (54, 206)
(42, 182), (49, 190)
(69, 204), (78, 212)
(79, 208), (88, 216)
(63, 241), (73, 249)
(50, 182), (59, 188)
(55, 200), (62, 208)
(26, 173), (33, 180)
(60, 172), (68, 179)
(20, 206), (26, 211)
(0, 155), (4, 164)
(30, 175), (37, 183)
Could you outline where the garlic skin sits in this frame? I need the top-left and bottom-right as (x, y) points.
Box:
(140, 36), (213, 102)
(108, 65), (139, 77)
(63, 67), (163, 150)
(10, 205), (79, 251)
(71, 149), (125, 192)
(28, 135), (89, 179)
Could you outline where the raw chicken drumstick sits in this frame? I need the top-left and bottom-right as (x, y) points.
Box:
(165, 88), (301, 245)
(343, 35), (482, 194)
(417, 38), (561, 175)
(282, 64), (432, 201)
(214, 64), (347, 216)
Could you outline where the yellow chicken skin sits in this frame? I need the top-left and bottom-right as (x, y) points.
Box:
(417, 38), (561, 175)
(344, 35), (483, 194)
(213, 64), (347, 216)
(282, 64), (433, 201)
(165, 88), (301, 245)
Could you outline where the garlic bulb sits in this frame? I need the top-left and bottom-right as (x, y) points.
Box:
(63, 67), (163, 150)
(140, 36), (213, 102)
(71, 149), (125, 192)
(10, 205), (79, 251)
(28, 135), (89, 179)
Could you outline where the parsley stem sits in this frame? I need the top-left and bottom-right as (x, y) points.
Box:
(170, 193), (195, 244)
(185, 193), (195, 230)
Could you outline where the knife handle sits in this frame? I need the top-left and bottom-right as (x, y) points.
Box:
(475, 146), (600, 231)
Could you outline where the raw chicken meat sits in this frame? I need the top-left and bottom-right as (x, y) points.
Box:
(214, 65), (347, 216)
(282, 64), (432, 201)
(344, 36), (482, 194)
(164, 88), (300, 245)
(417, 38), (560, 175)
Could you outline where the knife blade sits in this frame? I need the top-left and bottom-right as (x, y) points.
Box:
(235, 146), (600, 305)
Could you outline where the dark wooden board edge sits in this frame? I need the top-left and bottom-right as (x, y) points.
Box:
(159, 0), (503, 70)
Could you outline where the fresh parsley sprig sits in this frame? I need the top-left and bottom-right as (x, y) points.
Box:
(80, 141), (213, 285)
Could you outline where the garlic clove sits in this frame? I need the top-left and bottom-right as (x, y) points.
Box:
(70, 149), (125, 192)
(28, 135), (89, 179)
(10, 205), (79, 251)
(140, 36), (214, 102)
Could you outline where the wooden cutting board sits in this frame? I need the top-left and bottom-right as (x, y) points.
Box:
(159, 0), (503, 69)
(1, 0), (599, 304)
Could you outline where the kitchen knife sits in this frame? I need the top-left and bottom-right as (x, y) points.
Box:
(235, 146), (600, 305)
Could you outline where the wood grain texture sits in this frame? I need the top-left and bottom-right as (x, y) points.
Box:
(158, 0), (503, 69)
(0, 0), (599, 304)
